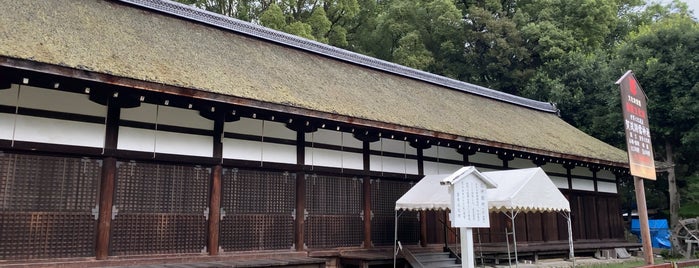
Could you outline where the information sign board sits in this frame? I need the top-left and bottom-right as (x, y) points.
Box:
(617, 71), (656, 180)
(451, 177), (489, 227)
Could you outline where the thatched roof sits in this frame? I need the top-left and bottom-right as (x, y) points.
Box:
(0, 0), (628, 165)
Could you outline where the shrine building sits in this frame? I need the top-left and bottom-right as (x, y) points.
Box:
(0, 0), (631, 266)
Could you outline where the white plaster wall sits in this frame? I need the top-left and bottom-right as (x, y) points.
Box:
(117, 126), (155, 152)
(222, 138), (296, 164)
(305, 130), (362, 149)
(370, 155), (418, 174)
(225, 118), (294, 140)
(371, 138), (412, 154)
(571, 166), (593, 177)
(14, 115), (105, 147)
(542, 163), (567, 174)
(306, 147), (341, 167)
(0, 84), (19, 106)
(370, 155), (388, 172)
(423, 146), (438, 158)
(305, 148), (363, 170)
(405, 158), (419, 174)
(154, 131), (212, 157)
(597, 181), (618, 193)
(438, 163), (463, 174)
(424, 161), (439, 175)
(156, 105), (213, 130)
(476, 167), (498, 172)
(18, 85), (105, 117)
(424, 161), (465, 175)
(509, 158), (536, 169)
(597, 169), (617, 181)
(306, 129), (340, 146)
(424, 146), (462, 161)
(381, 156), (409, 174)
(261, 143), (296, 164)
(222, 138), (261, 161)
(121, 103), (157, 122)
(572, 178), (595, 191)
(263, 121), (295, 140)
(343, 133), (363, 149)
(550, 176), (569, 189)
(0, 113), (15, 140)
(119, 126), (214, 157)
(469, 152), (501, 167)
(342, 151), (364, 170)
(225, 117), (262, 136)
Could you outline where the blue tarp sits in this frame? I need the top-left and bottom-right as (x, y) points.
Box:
(631, 219), (672, 249)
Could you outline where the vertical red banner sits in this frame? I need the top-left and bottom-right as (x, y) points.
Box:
(616, 71), (656, 180)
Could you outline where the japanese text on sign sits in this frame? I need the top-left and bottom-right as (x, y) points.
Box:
(618, 72), (656, 180)
(451, 179), (489, 227)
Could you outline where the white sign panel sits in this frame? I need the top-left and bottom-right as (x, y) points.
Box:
(451, 178), (489, 228)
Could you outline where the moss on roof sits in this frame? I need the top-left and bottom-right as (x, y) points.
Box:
(0, 0), (628, 164)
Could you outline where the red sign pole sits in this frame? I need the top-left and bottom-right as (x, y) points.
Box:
(617, 71), (656, 264)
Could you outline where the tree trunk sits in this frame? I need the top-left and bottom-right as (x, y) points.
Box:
(666, 140), (679, 228)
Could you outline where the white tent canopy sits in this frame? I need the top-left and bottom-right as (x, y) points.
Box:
(395, 167), (570, 213)
(395, 173), (453, 211)
(393, 167), (574, 267)
(485, 168), (570, 213)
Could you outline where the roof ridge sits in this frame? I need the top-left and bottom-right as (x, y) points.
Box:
(117, 0), (558, 113)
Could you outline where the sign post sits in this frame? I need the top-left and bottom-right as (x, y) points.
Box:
(441, 167), (497, 268)
(616, 71), (656, 265)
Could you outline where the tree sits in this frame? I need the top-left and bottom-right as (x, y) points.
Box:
(458, 1), (531, 93)
(615, 11), (699, 227)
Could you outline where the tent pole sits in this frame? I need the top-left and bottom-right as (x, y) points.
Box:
(511, 210), (518, 268)
(394, 209), (398, 268)
(505, 227), (511, 268)
(564, 211), (575, 266)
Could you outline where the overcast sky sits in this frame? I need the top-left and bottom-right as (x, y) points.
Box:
(688, 0), (699, 15)
(661, 0), (699, 16)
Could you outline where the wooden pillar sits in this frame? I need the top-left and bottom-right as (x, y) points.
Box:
(590, 166), (600, 193)
(295, 130), (306, 251)
(565, 163), (574, 190)
(363, 177), (372, 248)
(363, 140), (372, 248)
(208, 114), (224, 255)
(96, 102), (120, 259)
(208, 165), (222, 254)
(417, 147), (428, 247)
(96, 157), (116, 259)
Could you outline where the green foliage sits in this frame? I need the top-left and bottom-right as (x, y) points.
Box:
(259, 3), (286, 31)
(308, 8), (331, 43)
(461, 4), (530, 93)
(616, 13), (699, 169)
